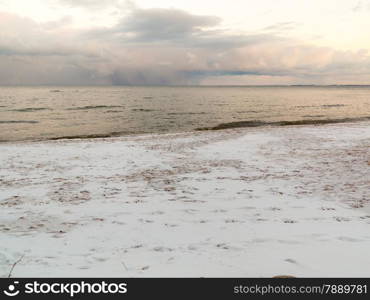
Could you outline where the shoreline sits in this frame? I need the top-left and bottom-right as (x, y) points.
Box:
(2, 118), (370, 146)
(1, 121), (370, 277)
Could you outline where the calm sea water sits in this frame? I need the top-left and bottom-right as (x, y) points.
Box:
(1, 86), (370, 142)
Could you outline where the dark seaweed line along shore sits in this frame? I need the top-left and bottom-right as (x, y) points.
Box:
(0, 130), (149, 143)
(196, 116), (370, 131)
(1, 116), (370, 143)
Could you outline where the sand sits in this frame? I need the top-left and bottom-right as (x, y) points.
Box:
(0, 121), (369, 277)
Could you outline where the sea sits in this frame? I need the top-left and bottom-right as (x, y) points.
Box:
(0, 86), (370, 142)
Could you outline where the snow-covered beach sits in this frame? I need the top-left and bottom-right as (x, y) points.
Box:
(0, 122), (369, 277)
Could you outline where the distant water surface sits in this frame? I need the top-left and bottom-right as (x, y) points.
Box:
(0, 86), (370, 142)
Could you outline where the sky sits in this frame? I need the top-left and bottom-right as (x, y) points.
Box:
(1, 0), (370, 85)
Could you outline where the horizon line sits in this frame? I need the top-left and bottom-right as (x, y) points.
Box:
(1, 84), (370, 88)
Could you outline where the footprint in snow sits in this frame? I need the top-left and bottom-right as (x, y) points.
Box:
(285, 258), (298, 264)
(334, 217), (351, 222)
(337, 236), (362, 242)
(283, 219), (297, 224)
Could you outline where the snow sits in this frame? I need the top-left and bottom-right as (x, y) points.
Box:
(0, 121), (370, 277)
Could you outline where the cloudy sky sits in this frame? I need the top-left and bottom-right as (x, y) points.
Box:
(1, 0), (370, 85)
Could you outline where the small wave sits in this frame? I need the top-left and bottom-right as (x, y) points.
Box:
(294, 105), (317, 108)
(104, 110), (123, 113)
(236, 110), (263, 114)
(67, 105), (124, 111)
(303, 115), (325, 118)
(9, 107), (51, 112)
(48, 131), (145, 141)
(132, 108), (156, 112)
(50, 89), (62, 93)
(167, 112), (206, 115)
(0, 120), (39, 124)
(196, 117), (370, 131)
(321, 104), (346, 108)
(197, 121), (267, 130)
(143, 96), (154, 99)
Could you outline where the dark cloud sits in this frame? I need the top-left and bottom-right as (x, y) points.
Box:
(115, 8), (221, 42)
(88, 7), (277, 51)
(0, 55), (110, 85)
